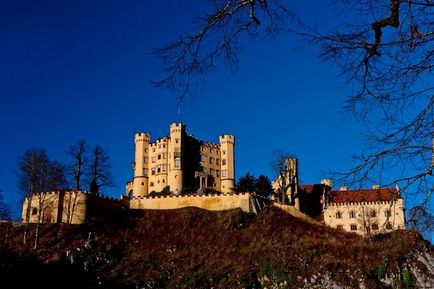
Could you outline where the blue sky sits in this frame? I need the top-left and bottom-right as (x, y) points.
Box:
(1, 1), (375, 217)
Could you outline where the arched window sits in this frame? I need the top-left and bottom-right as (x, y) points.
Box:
(31, 207), (37, 216)
(349, 211), (355, 218)
(335, 211), (342, 219)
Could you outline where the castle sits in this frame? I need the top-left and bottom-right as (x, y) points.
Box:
(125, 123), (235, 197)
(21, 122), (406, 236)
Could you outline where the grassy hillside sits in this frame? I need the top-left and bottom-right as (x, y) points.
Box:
(0, 206), (433, 288)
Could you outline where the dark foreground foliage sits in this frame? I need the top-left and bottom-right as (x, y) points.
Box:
(0, 206), (432, 288)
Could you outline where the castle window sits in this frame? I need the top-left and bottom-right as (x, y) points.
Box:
(209, 157), (214, 164)
(210, 169), (214, 176)
(384, 209), (391, 217)
(222, 159), (226, 166)
(175, 159), (180, 168)
(350, 224), (357, 231)
(31, 207), (37, 216)
(201, 154), (205, 162)
(163, 153), (167, 159)
(335, 211), (342, 219)
(144, 148), (147, 152)
(336, 225), (343, 230)
(175, 139), (179, 144)
(162, 164), (167, 172)
(386, 223), (393, 230)
(372, 224), (379, 230)
(144, 157), (148, 164)
(216, 170), (220, 177)
(349, 211), (355, 218)
(158, 154), (161, 160)
(157, 165), (161, 173)
(370, 210), (377, 218)
(141, 182), (144, 186)
(143, 168), (148, 176)
(216, 158), (220, 165)
(157, 180), (160, 184)
(222, 170), (227, 178)
(210, 148), (212, 153)
(222, 150), (226, 155)
(151, 168), (155, 175)
(150, 182), (154, 187)
(152, 157), (156, 163)
(152, 148), (156, 152)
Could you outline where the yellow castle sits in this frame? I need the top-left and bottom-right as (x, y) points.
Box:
(125, 123), (236, 197)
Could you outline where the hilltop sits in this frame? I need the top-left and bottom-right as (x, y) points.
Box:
(0, 206), (433, 289)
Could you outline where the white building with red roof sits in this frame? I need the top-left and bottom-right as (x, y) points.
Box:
(323, 185), (405, 236)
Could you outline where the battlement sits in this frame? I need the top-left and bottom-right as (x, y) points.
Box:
(129, 192), (252, 213)
(219, 135), (235, 144)
(135, 132), (150, 142)
(132, 192), (249, 200)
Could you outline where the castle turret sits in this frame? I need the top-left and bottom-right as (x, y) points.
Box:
(219, 135), (235, 193)
(133, 132), (150, 197)
(167, 123), (185, 194)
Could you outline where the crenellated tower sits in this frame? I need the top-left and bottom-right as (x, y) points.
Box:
(133, 132), (150, 197)
(167, 123), (185, 194)
(219, 134), (235, 193)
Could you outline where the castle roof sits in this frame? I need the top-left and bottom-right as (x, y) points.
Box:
(329, 188), (400, 203)
(298, 184), (327, 195)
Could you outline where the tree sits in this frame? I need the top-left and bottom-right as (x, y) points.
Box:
(157, 1), (433, 215)
(0, 189), (11, 220)
(88, 145), (114, 195)
(17, 148), (67, 248)
(307, 1), (434, 207)
(237, 172), (257, 193)
(408, 206), (434, 241)
(255, 174), (273, 199)
(67, 140), (88, 191)
(271, 151), (298, 205)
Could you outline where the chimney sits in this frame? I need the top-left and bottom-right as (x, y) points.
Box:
(321, 179), (332, 188)
(372, 184), (380, 189)
(339, 186), (347, 191)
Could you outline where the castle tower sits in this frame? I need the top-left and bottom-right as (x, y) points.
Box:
(133, 132), (150, 197)
(286, 158), (299, 209)
(219, 135), (235, 193)
(167, 123), (185, 194)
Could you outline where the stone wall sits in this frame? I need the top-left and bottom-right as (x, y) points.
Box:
(272, 202), (321, 225)
(129, 193), (252, 213)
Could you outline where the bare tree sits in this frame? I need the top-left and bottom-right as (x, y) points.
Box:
(306, 1), (434, 207)
(67, 140), (88, 191)
(0, 189), (11, 220)
(88, 145), (114, 195)
(156, 1), (433, 216)
(154, 0), (295, 98)
(271, 151), (298, 205)
(17, 148), (67, 248)
(18, 148), (49, 244)
(408, 205), (434, 241)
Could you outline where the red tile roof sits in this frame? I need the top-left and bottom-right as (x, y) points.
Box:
(329, 188), (400, 203)
(298, 184), (326, 194)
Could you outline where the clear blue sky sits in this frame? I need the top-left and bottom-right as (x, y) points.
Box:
(1, 1), (374, 218)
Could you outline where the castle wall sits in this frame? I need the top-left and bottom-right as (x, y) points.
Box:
(323, 199), (405, 235)
(273, 202), (321, 225)
(129, 193), (252, 213)
(22, 191), (126, 225)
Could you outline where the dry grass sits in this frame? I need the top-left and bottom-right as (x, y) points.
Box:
(0, 206), (432, 288)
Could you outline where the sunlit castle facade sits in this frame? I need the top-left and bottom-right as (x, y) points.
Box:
(126, 123), (235, 197)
